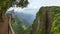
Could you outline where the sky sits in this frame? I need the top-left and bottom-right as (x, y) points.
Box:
(28, 0), (60, 8)
(7, 0), (60, 16)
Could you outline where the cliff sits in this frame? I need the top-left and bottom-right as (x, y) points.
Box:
(31, 6), (60, 34)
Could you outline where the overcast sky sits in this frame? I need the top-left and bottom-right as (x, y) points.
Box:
(28, 0), (60, 8)
(8, 0), (60, 16)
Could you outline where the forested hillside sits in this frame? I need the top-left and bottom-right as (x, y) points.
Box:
(31, 6), (60, 34)
(11, 12), (35, 34)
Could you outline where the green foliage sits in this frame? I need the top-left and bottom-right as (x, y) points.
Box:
(0, 0), (29, 13)
(11, 18), (31, 34)
(51, 10), (60, 34)
(17, 0), (29, 8)
(0, 0), (15, 13)
(32, 6), (60, 34)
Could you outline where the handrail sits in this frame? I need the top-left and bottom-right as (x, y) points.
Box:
(7, 15), (15, 34)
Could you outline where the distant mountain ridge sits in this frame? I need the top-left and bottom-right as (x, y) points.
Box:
(14, 12), (35, 27)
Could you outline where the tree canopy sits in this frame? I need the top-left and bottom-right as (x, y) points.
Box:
(0, 0), (29, 13)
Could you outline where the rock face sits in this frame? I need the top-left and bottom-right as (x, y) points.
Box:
(31, 6), (60, 34)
